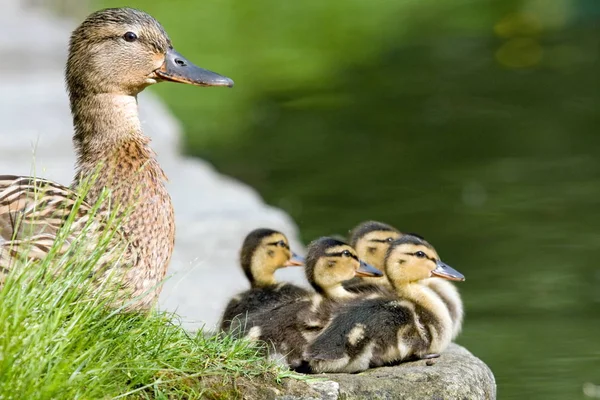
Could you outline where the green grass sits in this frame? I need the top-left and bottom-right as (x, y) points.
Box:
(0, 185), (287, 399)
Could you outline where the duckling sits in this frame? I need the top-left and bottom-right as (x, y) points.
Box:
(236, 237), (382, 369)
(347, 221), (464, 339)
(0, 8), (233, 308)
(305, 234), (465, 373)
(343, 220), (402, 294)
(220, 228), (306, 332)
(304, 238), (383, 301)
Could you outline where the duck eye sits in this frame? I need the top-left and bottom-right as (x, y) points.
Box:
(123, 32), (138, 42)
(415, 251), (426, 258)
(277, 240), (286, 248)
(342, 250), (351, 257)
(386, 237), (394, 242)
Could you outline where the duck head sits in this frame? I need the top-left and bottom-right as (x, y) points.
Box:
(350, 220), (403, 270)
(240, 228), (304, 287)
(305, 237), (382, 296)
(384, 234), (465, 288)
(66, 7), (233, 99)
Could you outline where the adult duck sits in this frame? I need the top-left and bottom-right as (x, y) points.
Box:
(0, 8), (233, 309)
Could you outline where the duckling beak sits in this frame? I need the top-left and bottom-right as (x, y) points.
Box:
(156, 48), (234, 87)
(356, 260), (383, 277)
(284, 252), (305, 267)
(432, 260), (465, 281)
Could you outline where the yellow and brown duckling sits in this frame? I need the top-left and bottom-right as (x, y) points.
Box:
(305, 237), (383, 301)
(0, 8), (233, 308)
(234, 237), (382, 370)
(220, 228), (306, 332)
(346, 220), (464, 339)
(305, 234), (465, 373)
(343, 220), (403, 294)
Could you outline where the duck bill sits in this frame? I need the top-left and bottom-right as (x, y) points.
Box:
(156, 48), (234, 87)
(356, 260), (383, 277)
(432, 260), (465, 281)
(284, 252), (305, 267)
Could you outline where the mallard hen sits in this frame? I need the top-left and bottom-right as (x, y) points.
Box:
(0, 8), (233, 309)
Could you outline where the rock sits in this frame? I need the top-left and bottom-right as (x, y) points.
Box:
(0, 0), (309, 331)
(325, 344), (496, 399)
(304, 381), (341, 400)
(278, 344), (496, 400)
(276, 381), (340, 400)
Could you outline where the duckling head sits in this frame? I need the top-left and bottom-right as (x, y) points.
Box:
(240, 228), (304, 288)
(66, 7), (233, 99)
(350, 221), (403, 270)
(384, 234), (465, 288)
(305, 237), (382, 297)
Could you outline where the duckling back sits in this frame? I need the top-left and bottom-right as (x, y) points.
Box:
(305, 289), (452, 373)
(236, 293), (323, 370)
(220, 283), (309, 332)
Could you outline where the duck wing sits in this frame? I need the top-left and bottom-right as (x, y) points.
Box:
(306, 298), (411, 362)
(0, 175), (130, 280)
(0, 175), (92, 241)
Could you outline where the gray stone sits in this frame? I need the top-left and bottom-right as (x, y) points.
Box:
(277, 344), (496, 400)
(276, 380), (340, 400)
(323, 344), (494, 400)
(306, 381), (341, 400)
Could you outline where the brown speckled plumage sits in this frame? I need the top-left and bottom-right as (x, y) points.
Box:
(0, 8), (232, 308)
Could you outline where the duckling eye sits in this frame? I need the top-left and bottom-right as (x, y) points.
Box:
(277, 241), (286, 248)
(386, 237), (394, 242)
(415, 251), (426, 258)
(123, 32), (138, 42)
(342, 250), (352, 257)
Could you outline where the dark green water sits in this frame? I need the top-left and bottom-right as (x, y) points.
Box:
(193, 21), (600, 400)
(95, 0), (600, 397)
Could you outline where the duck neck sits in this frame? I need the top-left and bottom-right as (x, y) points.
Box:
(70, 93), (167, 205)
(69, 92), (175, 287)
(323, 283), (355, 300)
(423, 278), (463, 339)
(392, 281), (428, 303)
(393, 280), (454, 353)
(250, 265), (278, 288)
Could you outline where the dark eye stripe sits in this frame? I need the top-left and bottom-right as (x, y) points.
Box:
(370, 239), (392, 243)
(403, 252), (436, 262)
(267, 241), (289, 249)
(327, 251), (359, 261)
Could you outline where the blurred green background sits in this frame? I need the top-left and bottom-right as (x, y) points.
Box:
(90, 0), (599, 398)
